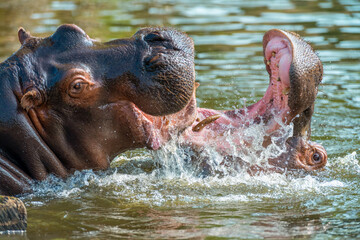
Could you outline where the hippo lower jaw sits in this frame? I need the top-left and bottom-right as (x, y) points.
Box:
(175, 29), (327, 172)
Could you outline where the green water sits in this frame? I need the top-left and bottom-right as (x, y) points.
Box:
(0, 0), (359, 239)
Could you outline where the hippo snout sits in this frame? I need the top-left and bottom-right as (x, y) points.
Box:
(124, 27), (196, 116)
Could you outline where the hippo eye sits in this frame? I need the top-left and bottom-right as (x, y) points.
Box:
(73, 82), (82, 90)
(68, 79), (88, 97)
(312, 152), (321, 163)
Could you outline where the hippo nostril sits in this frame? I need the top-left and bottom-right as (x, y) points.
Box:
(144, 32), (166, 42)
(148, 53), (163, 64)
(144, 53), (166, 71)
(312, 152), (321, 163)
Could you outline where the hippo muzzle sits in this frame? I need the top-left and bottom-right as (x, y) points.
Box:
(0, 24), (196, 196)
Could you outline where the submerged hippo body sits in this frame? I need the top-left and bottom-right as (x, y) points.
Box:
(0, 24), (196, 196)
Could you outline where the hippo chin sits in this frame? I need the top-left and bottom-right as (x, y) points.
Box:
(176, 29), (327, 174)
(0, 24), (196, 196)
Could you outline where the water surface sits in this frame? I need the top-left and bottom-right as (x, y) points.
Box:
(0, 0), (359, 239)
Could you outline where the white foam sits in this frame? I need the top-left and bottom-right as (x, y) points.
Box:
(152, 114), (293, 177)
(24, 133), (357, 208)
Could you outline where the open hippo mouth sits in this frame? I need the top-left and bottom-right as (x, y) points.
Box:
(152, 29), (328, 173)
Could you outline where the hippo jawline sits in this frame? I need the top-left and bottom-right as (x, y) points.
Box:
(177, 29), (327, 173)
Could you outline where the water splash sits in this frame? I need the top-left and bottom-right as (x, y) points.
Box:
(151, 113), (294, 177)
(23, 152), (358, 211)
(24, 125), (358, 209)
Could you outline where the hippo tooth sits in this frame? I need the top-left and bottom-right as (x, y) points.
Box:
(192, 114), (221, 132)
(282, 87), (290, 95)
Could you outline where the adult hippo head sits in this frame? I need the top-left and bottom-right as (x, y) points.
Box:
(178, 29), (327, 174)
(0, 24), (196, 196)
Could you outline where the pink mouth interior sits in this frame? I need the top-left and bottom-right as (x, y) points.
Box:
(250, 36), (293, 131)
(130, 104), (162, 150)
(180, 34), (294, 151)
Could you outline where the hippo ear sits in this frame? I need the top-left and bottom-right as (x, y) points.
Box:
(18, 27), (32, 45)
(20, 88), (44, 112)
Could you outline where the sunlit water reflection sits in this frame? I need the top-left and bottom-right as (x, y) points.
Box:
(0, 0), (359, 239)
